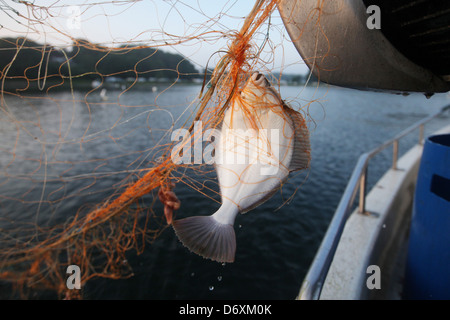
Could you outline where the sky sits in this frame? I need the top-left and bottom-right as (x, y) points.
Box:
(0, 0), (310, 75)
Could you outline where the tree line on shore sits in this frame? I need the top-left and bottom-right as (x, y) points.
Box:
(0, 37), (314, 90)
(0, 37), (201, 85)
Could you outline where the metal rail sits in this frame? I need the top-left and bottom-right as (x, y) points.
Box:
(298, 104), (450, 300)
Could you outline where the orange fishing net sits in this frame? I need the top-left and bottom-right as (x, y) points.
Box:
(0, 0), (319, 299)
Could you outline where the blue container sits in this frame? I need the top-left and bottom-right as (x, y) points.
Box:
(404, 133), (450, 300)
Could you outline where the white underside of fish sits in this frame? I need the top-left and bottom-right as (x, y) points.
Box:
(173, 71), (310, 263)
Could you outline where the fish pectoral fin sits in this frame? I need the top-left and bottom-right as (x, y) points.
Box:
(172, 215), (236, 263)
(283, 105), (311, 172)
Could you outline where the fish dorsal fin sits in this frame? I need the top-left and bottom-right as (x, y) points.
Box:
(239, 178), (284, 213)
(283, 103), (311, 172)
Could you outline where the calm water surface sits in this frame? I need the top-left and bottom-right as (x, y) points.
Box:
(1, 84), (449, 299)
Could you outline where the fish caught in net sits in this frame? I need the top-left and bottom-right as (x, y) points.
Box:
(0, 0), (324, 299)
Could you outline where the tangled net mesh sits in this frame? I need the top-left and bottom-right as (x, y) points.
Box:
(0, 0), (326, 299)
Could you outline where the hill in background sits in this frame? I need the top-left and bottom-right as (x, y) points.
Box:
(0, 37), (312, 92)
(0, 37), (202, 91)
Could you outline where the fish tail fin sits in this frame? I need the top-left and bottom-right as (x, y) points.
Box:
(172, 215), (236, 263)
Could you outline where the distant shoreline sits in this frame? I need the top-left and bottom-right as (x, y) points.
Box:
(1, 78), (318, 93)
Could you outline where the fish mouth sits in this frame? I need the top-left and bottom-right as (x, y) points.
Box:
(251, 71), (268, 87)
(254, 72), (263, 81)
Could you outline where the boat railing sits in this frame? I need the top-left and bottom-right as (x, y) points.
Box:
(298, 104), (450, 300)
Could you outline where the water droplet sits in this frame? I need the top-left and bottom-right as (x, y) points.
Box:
(191, 272), (195, 277)
(238, 224), (242, 228)
(209, 285), (214, 291)
(217, 276), (222, 282)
